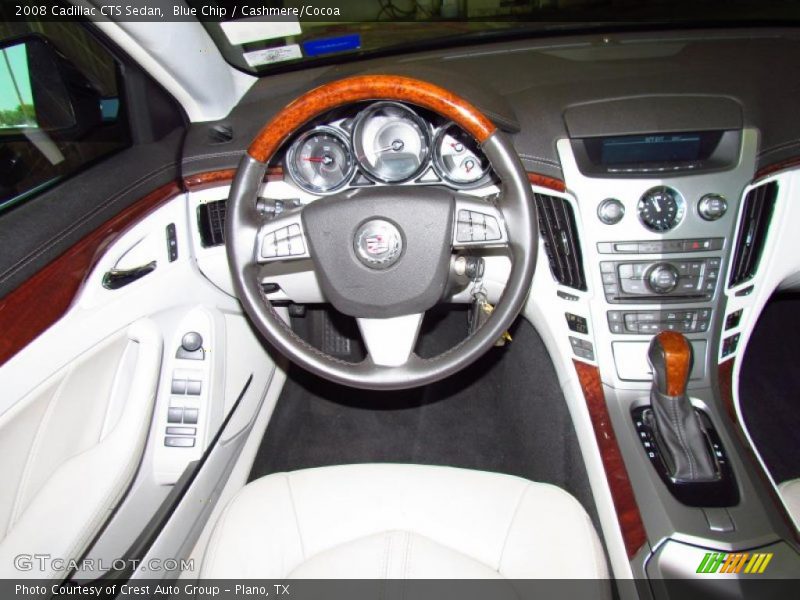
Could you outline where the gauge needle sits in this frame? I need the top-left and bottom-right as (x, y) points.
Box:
(376, 139), (405, 153)
(653, 198), (662, 212)
(303, 156), (333, 165)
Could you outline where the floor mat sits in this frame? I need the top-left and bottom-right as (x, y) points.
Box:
(739, 295), (800, 484)
(249, 309), (599, 528)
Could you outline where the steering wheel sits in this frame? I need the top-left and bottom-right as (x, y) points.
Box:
(226, 76), (537, 390)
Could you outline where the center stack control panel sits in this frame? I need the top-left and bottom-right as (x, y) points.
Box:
(557, 129), (758, 388)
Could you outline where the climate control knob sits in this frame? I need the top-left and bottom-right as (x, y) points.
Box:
(646, 263), (680, 294)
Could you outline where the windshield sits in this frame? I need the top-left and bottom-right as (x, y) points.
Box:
(187, 0), (800, 75)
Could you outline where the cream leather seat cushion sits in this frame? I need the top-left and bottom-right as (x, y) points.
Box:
(201, 464), (608, 579)
(779, 478), (800, 528)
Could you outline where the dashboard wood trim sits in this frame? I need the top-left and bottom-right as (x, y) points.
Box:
(0, 181), (181, 368)
(183, 166), (284, 192)
(754, 156), (800, 183)
(246, 75), (497, 164)
(527, 172), (567, 193)
(573, 359), (648, 558)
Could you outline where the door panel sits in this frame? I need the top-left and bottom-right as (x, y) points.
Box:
(0, 319), (162, 580)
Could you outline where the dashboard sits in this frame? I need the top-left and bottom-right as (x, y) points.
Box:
(282, 101), (493, 194)
(177, 27), (800, 580)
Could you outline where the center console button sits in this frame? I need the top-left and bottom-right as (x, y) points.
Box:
(621, 278), (647, 294)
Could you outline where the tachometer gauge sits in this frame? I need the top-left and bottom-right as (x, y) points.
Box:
(287, 127), (354, 194)
(433, 123), (490, 186)
(638, 186), (685, 232)
(353, 102), (430, 183)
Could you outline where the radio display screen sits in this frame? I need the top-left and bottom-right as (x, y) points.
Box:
(600, 133), (703, 165)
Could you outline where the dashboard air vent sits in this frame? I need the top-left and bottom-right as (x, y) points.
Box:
(535, 193), (587, 291)
(197, 200), (227, 247)
(729, 181), (778, 287)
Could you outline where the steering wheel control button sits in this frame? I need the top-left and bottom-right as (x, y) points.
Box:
(354, 219), (404, 269)
(456, 209), (501, 243)
(261, 224), (306, 260)
(597, 198), (625, 224)
(698, 194), (728, 221)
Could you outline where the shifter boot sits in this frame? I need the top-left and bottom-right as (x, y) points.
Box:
(647, 332), (718, 482)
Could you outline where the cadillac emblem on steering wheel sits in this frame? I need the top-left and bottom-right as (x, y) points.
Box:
(354, 219), (404, 269)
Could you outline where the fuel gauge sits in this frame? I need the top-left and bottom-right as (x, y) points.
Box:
(433, 124), (490, 186)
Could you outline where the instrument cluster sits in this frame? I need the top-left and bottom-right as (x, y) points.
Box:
(284, 101), (492, 194)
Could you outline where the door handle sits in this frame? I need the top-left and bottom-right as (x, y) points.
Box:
(102, 260), (157, 290)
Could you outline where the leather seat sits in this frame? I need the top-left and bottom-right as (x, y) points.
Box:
(201, 464), (608, 579)
(779, 478), (800, 528)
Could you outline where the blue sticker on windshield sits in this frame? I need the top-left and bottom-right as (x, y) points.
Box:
(302, 34), (361, 57)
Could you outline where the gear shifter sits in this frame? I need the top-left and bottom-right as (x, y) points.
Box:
(646, 331), (718, 482)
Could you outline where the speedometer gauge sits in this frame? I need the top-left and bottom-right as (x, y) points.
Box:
(286, 127), (354, 194)
(433, 124), (490, 186)
(353, 102), (430, 183)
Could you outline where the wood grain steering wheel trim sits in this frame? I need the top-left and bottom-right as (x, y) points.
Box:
(247, 75), (497, 163)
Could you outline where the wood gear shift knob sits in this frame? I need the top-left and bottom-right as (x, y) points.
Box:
(648, 331), (693, 396)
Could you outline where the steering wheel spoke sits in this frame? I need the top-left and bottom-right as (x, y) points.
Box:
(255, 209), (311, 263)
(357, 313), (424, 367)
(452, 195), (509, 249)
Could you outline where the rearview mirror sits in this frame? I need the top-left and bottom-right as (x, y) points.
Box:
(0, 35), (101, 138)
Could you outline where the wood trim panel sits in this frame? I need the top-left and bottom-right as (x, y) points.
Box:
(655, 331), (692, 396)
(0, 181), (181, 368)
(527, 171), (567, 193)
(247, 75), (497, 163)
(717, 359), (799, 540)
(754, 156), (800, 182)
(183, 166), (284, 192)
(573, 360), (648, 558)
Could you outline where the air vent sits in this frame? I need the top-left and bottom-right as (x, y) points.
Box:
(729, 181), (778, 287)
(535, 193), (587, 291)
(197, 200), (227, 247)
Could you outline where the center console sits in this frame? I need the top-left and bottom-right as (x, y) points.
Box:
(553, 125), (800, 588)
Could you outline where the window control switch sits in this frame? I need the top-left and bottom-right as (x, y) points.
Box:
(183, 408), (199, 424)
(167, 407), (184, 423)
(186, 380), (202, 395)
(165, 437), (195, 448)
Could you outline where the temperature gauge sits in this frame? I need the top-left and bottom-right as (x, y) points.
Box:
(433, 124), (490, 186)
(286, 127), (354, 194)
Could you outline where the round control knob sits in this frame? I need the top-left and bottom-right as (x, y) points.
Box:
(597, 198), (625, 225)
(181, 331), (203, 352)
(698, 194), (727, 221)
(646, 263), (680, 294)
